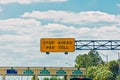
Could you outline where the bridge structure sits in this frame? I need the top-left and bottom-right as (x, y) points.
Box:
(75, 40), (120, 50)
(0, 67), (85, 80)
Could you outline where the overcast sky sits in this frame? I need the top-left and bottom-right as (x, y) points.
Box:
(0, 0), (120, 67)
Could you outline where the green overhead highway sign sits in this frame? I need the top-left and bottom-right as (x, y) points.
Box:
(56, 70), (66, 75)
(40, 70), (50, 75)
(72, 70), (83, 75)
(23, 70), (34, 75)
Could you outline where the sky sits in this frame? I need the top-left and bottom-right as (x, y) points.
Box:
(0, 0), (120, 67)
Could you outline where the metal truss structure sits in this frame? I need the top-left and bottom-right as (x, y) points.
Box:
(75, 40), (120, 50)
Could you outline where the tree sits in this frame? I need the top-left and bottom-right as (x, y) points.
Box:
(75, 54), (88, 68)
(87, 50), (103, 66)
(93, 66), (114, 80)
(31, 76), (39, 80)
(108, 60), (119, 79)
(87, 65), (114, 80)
(87, 66), (97, 79)
(43, 77), (50, 80)
(116, 75), (120, 80)
(50, 76), (58, 80)
(75, 50), (103, 68)
(43, 76), (64, 80)
(117, 59), (120, 72)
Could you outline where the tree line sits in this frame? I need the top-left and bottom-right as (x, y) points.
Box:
(75, 50), (120, 80)
(32, 50), (120, 80)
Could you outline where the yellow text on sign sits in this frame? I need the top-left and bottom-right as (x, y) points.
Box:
(40, 38), (75, 52)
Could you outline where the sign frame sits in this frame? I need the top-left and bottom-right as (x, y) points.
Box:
(40, 38), (75, 52)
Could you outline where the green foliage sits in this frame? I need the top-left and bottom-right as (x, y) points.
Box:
(50, 76), (64, 80)
(88, 50), (103, 66)
(75, 54), (88, 68)
(87, 66), (97, 79)
(93, 66), (114, 80)
(75, 50), (120, 80)
(118, 59), (120, 63)
(116, 75), (120, 80)
(31, 76), (39, 80)
(117, 59), (120, 77)
(43, 76), (64, 80)
(75, 50), (103, 68)
(87, 66), (114, 80)
(43, 77), (49, 80)
(86, 60), (120, 80)
(108, 60), (119, 79)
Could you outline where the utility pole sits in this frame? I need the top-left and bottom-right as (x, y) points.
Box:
(118, 52), (120, 60)
(106, 55), (108, 64)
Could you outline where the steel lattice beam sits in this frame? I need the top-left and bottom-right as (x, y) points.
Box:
(75, 40), (120, 50)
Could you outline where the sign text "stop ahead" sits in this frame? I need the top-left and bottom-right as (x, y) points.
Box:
(40, 38), (75, 52)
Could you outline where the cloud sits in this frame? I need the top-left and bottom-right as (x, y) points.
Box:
(0, 18), (41, 35)
(117, 4), (120, 8)
(0, 0), (67, 4)
(41, 23), (120, 39)
(22, 10), (120, 25)
(0, 7), (3, 12)
(0, 17), (120, 66)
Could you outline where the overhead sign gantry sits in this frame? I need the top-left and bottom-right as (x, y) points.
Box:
(75, 40), (120, 50)
(40, 38), (120, 54)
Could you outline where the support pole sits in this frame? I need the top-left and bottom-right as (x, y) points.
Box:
(2, 75), (5, 80)
(64, 75), (70, 80)
(64, 75), (67, 80)
(34, 74), (38, 80)
(106, 55), (108, 63)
